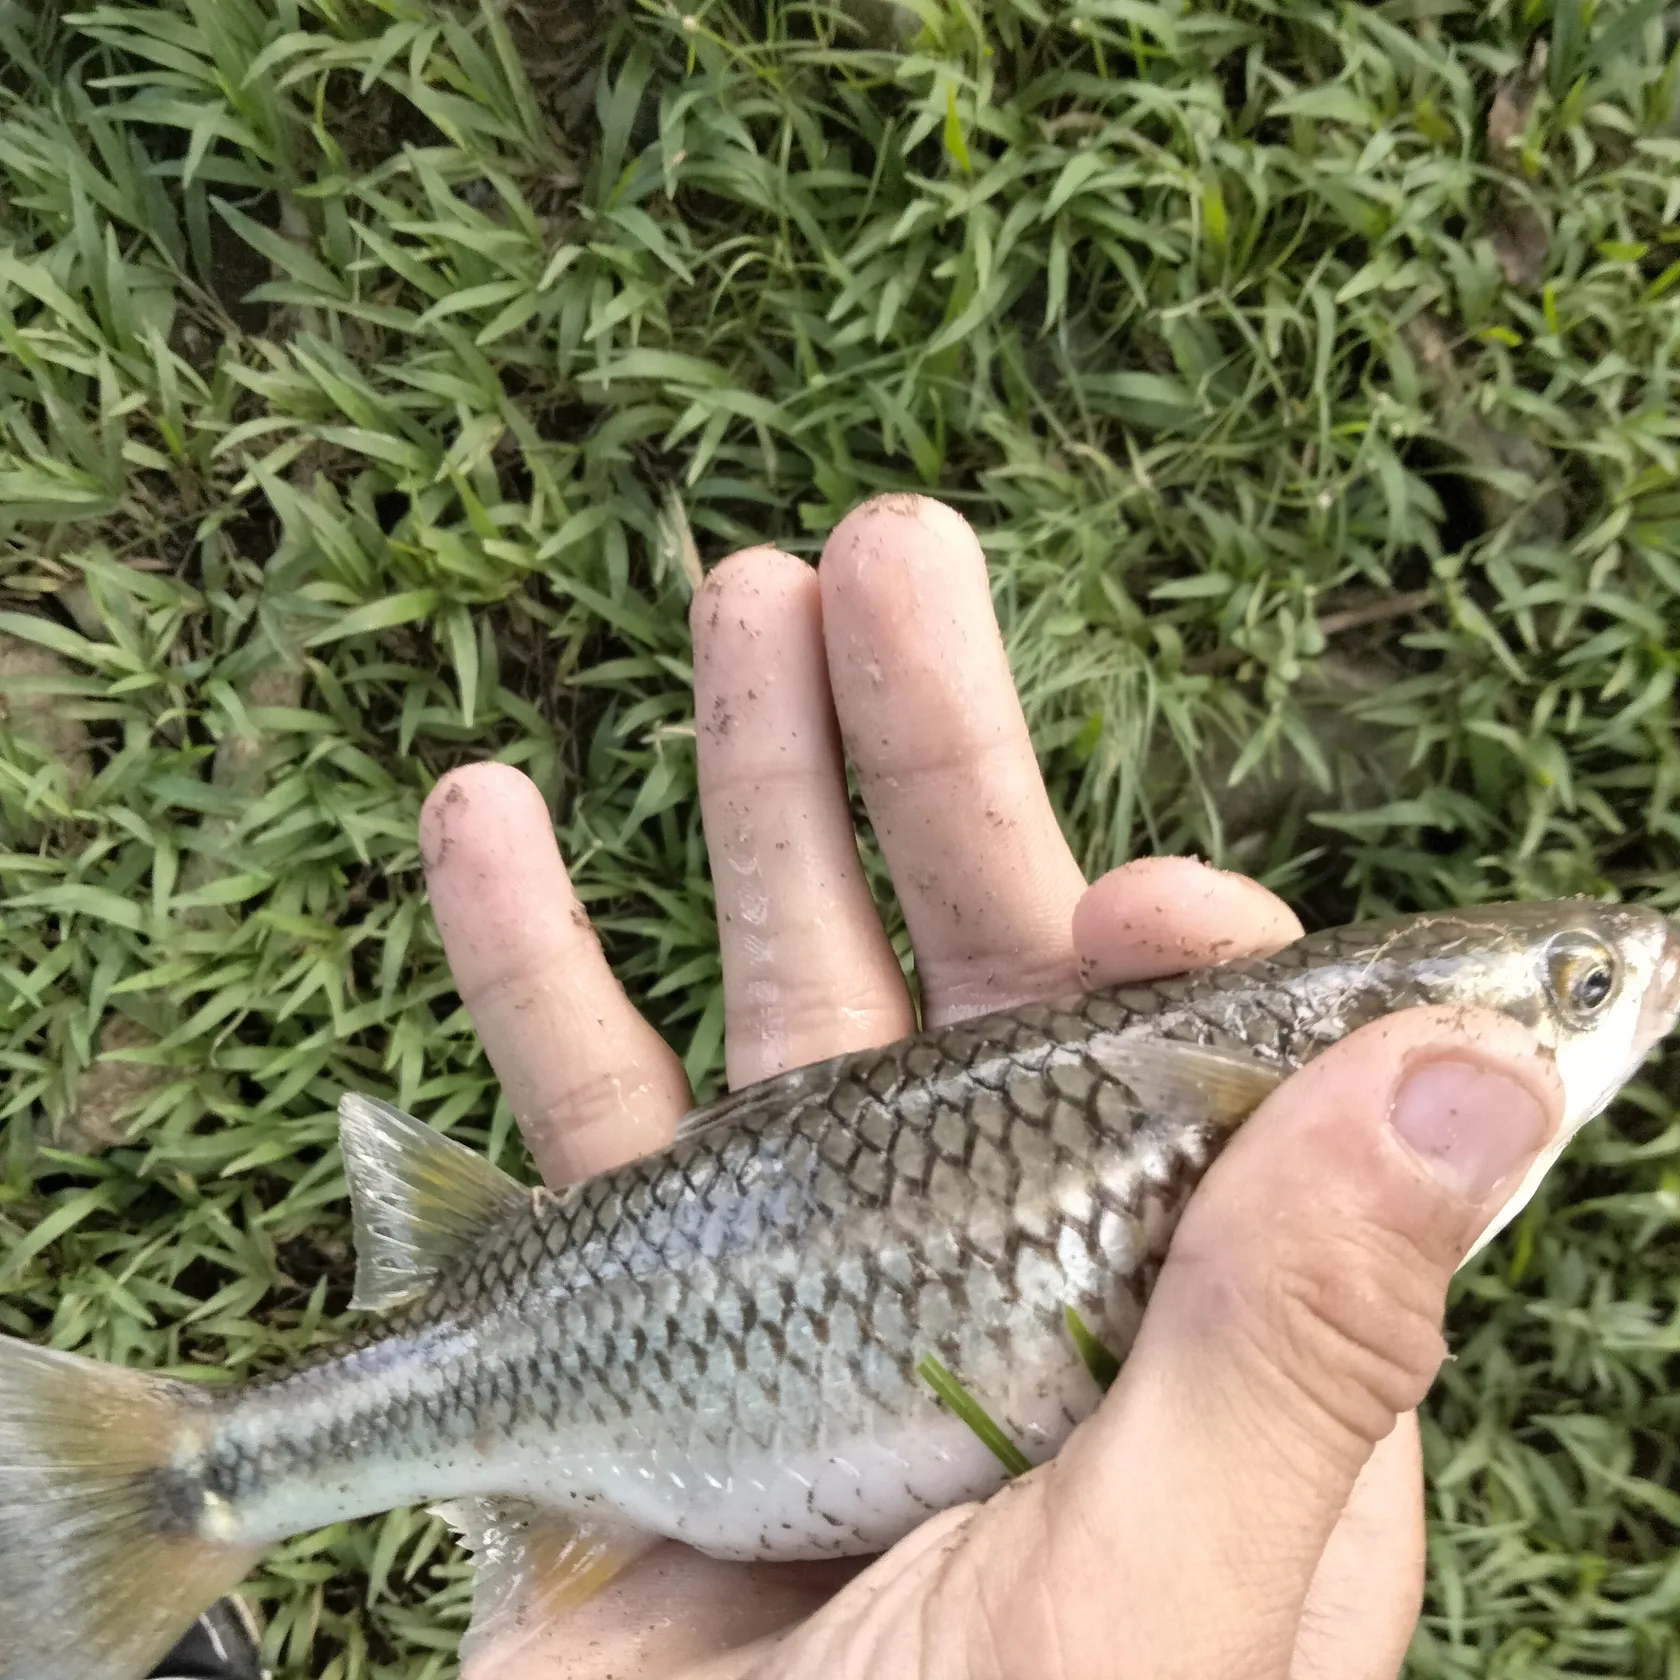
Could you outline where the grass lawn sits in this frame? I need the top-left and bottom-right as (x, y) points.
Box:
(2, 0), (1679, 1673)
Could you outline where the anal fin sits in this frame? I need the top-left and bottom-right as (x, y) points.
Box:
(434, 1497), (657, 1665)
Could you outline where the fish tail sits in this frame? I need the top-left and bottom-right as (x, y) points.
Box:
(0, 1335), (260, 1680)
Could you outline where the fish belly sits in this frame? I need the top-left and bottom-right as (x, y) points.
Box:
(490, 1346), (1101, 1561)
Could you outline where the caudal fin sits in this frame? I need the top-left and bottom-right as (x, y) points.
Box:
(0, 1336), (260, 1680)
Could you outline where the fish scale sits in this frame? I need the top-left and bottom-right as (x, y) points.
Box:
(185, 908), (1648, 1557)
(4, 900), (1678, 1680)
(194, 984), (1236, 1559)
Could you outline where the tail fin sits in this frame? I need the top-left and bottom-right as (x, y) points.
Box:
(0, 1336), (261, 1680)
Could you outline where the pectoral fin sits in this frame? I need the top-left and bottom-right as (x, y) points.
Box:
(338, 1093), (530, 1311)
(434, 1498), (657, 1663)
(1090, 1036), (1285, 1132)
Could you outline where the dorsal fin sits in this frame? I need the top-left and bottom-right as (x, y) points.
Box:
(337, 1093), (529, 1312)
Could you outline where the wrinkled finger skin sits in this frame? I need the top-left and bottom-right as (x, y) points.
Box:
(436, 496), (1428, 1680)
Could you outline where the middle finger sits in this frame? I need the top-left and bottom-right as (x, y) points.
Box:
(819, 494), (1089, 1025)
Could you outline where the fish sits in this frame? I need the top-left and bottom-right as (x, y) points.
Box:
(2, 899), (1678, 1679)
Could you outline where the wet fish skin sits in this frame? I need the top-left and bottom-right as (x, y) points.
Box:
(195, 984), (1243, 1556)
(2, 899), (1677, 1680)
(189, 901), (1679, 1557)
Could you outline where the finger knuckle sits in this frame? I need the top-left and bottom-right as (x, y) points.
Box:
(1258, 1220), (1449, 1442)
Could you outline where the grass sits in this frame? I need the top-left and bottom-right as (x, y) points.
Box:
(0, 0), (1678, 1672)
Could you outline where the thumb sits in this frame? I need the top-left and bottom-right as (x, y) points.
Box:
(984, 1005), (1561, 1680)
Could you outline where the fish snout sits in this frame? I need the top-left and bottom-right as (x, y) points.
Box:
(1634, 917), (1680, 1062)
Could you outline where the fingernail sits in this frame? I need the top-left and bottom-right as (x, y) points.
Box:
(1388, 1057), (1552, 1202)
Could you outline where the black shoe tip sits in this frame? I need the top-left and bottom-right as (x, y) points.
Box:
(148, 1600), (265, 1680)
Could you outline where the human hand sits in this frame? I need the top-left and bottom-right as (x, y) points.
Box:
(417, 495), (1561, 1680)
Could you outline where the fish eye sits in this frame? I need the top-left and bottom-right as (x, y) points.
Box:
(1546, 934), (1619, 1020)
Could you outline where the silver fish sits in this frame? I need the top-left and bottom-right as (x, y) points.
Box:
(2, 901), (1677, 1679)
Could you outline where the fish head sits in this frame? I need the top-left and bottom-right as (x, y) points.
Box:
(1534, 901), (1680, 1129)
(1331, 900), (1680, 1258)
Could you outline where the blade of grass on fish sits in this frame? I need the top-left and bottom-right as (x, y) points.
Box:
(916, 1355), (1032, 1478)
(1065, 1307), (1121, 1394)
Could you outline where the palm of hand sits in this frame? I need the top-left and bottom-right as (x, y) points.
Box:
(419, 497), (1429, 1680)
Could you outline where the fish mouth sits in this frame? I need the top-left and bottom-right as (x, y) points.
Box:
(1634, 917), (1680, 1063)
